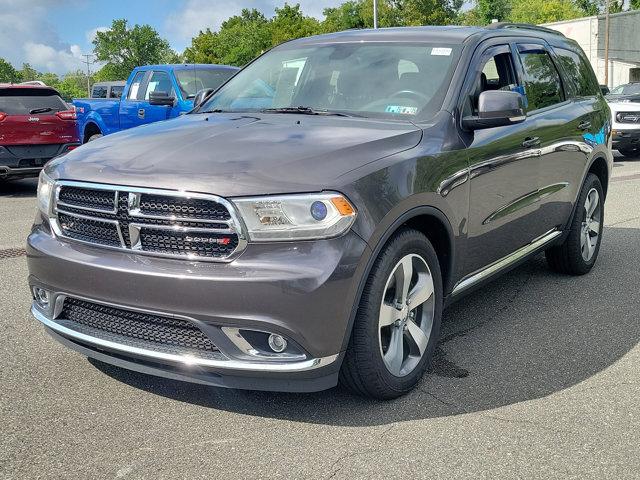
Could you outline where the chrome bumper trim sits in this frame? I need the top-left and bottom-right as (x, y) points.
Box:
(32, 305), (338, 373)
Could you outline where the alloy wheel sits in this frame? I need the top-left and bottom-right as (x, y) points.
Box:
(378, 254), (435, 377)
(581, 187), (601, 261)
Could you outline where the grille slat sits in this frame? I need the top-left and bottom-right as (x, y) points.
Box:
(55, 184), (242, 261)
(61, 298), (219, 354)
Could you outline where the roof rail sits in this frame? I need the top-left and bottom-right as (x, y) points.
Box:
(485, 22), (565, 37)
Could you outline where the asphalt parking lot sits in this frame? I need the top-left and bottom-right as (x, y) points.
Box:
(1, 157), (639, 480)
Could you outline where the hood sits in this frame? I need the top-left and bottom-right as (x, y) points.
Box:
(48, 113), (422, 196)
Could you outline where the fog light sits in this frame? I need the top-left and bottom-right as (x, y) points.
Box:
(268, 334), (287, 353)
(33, 287), (50, 309)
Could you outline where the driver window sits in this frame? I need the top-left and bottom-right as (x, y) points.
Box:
(468, 47), (517, 115)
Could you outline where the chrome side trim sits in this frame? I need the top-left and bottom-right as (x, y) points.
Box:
(451, 229), (562, 297)
(32, 305), (338, 373)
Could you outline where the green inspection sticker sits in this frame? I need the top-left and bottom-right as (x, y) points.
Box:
(385, 105), (418, 115)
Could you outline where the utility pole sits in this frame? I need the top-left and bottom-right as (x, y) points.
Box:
(373, 0), (378, 29)
(81, 54), (94, 97)
(604, 0), (610, 87)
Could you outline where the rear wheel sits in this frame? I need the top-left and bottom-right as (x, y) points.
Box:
(340, 228), (442, 399)
(87, 133), (103, 142)
(545, 173), (604, 275)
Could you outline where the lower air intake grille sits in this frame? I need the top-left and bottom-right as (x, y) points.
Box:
(61, 298), (218, 354)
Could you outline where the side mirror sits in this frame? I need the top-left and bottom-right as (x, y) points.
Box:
(149, 91), (175, 106)
(599, 85), (610, 96)
(193, 88), (215, 108)
(462, 90), (526, 130)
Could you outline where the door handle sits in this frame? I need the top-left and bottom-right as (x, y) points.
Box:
(578, 121), (591, 131)
(137, 108), (145, 119)
(522, 136), (541, 148)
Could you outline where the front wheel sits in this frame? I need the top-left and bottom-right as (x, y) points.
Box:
(87, 133), (103, 142)
(340, 228), (442, 399)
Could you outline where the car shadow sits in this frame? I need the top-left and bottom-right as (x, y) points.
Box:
(91, 225), (640, 426)
(0, 178), (38, 197)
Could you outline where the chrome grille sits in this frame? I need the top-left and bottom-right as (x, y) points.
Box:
(52, 182), (246, 261)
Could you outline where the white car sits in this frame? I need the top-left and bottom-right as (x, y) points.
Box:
(606, 84), (640, 158)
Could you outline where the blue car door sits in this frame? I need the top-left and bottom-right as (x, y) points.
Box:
(136, 70), (177, 125)
(119, 70), (148, 130)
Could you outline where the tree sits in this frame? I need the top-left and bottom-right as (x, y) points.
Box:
(474, 0), (512, 23)
(510, 0), (582, 24)
(57, 71), (89, 100)
(93, 19), (174, 79)
(402, 0), (465, 26)
(322, 1), (367, 32)
(184, 9), (272, 66)
(20, 63), (39, 82)
(0, 58), (21, 83)
(632, 0), (640, 9)
(270, 3), (321, 45)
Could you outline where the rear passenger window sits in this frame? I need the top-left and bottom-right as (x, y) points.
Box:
(92, 86), (107, 98)
(554, 48), (599, 98)
(517, 45), (564, 111)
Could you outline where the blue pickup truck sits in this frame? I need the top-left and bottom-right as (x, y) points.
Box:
(74, 64), (239, 143)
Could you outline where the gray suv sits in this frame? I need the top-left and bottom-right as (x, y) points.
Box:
(28, 24), (612, 399)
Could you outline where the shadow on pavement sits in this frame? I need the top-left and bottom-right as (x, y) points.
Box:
(92, 225), (640, 426)
(0, 178), (38, 197)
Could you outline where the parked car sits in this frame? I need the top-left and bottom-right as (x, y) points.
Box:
(73, 64), (239, 143)
(606, 81), (640, 103)
(0, 84), (79, 180)
(90, 81), (125, 99)
(608, 99), (640, 157)
(29, 24), (612, 399)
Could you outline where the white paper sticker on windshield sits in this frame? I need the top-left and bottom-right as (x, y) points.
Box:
(431, 47), (452, 56)
(386, 105), (418, 115)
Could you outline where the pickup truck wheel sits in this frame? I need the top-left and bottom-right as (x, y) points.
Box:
(340, 228), (442, 399)
(545, 173), (604, 275)
(87, 133), (103, 142)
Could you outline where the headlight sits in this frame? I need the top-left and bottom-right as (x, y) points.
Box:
(37, 170), (55, 215)
(232, 192), (356, 241)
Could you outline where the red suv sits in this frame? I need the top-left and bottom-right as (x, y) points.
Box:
(0, 84), (80, 180)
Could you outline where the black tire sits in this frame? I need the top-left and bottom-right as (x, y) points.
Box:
(87, 133), (103, 142)
(617, 148), (639, 159)
(340, 228), (443, 399)
(545, 173), (604, 275)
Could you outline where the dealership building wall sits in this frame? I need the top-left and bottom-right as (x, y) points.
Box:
(543, 10), (640, 89)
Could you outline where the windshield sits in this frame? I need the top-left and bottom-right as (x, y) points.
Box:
(610, 83), (640, 95)
(198, 43), (460, 119)
(0, 89), (67, 114)
(175, 69), (237, 98)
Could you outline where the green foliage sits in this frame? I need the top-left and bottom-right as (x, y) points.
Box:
(509, 0), (582, 24)
(402, 0), (464, 26)
(20, 63), (39, 82)
(93, 19), (175, 79)
(473, 0), (512, 23)
(0, 58), (21, 83)
(632, 0), (640, 9)
(271, 4), (321, 44)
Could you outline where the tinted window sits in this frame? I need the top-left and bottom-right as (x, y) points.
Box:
(110, 85), (124, 98)
(610, 83), (640, 95)
(92, 86), (107, 98)
(127, 71), (145, 100)
(175, 69), (237, 98)
(144, 71), (173, 100)
(0, 89), (68, 114)
(199, 43), (461, 119)
(518, 46), (564, 111)
(554, 48), (599, 97)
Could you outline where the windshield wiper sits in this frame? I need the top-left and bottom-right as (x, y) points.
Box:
(199, 109), (233, 114)
(29, 107), (53, 114)
(261, 106), (357, 117)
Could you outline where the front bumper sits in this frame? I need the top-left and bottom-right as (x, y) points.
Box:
(27, 226), (368, 392)
(612, 128), (640, 150)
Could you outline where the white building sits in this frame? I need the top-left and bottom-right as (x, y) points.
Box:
(543, 10), (640, 88)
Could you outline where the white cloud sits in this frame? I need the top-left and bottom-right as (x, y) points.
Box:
(165, 0), (343, 49)
(85, 26), (108, 44)
(0, 0), (87, 74)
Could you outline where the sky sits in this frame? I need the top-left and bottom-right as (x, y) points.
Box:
(0, 0), (345, 75)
